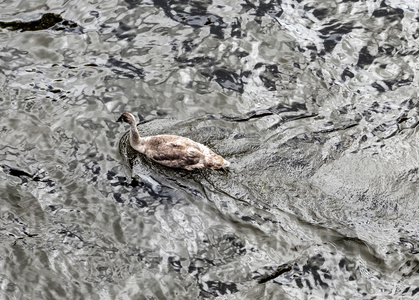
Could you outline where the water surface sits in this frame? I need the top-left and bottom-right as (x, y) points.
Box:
(1, 0), (419, 299)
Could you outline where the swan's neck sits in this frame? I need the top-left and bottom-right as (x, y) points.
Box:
(129, 123), (142, 149)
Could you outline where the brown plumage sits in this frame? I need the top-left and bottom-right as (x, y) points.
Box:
(117, 112), (230, 170)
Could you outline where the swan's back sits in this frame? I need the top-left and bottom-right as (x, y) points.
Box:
(134, 135), (229, 170)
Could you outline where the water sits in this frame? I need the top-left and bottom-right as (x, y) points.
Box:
(1, 0), (419, 298)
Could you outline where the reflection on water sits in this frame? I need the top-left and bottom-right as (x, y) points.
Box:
(1, 0), (419, 298)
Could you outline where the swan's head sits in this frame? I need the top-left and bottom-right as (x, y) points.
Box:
(117, 112), (136, 125)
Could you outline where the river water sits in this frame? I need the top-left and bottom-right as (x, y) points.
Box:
(1, 0), (419, 299)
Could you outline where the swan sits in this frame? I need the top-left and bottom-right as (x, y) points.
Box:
(117, 112), (230, 170)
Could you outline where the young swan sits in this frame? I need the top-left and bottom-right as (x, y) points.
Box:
(117, 112), (230, 170)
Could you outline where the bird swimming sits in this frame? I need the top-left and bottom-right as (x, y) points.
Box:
(117, 112), (230, 170)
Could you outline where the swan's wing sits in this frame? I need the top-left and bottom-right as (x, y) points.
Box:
(144, 136), (202, 166)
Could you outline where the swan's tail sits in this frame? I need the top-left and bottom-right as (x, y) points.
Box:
(205, 154), (230, 169)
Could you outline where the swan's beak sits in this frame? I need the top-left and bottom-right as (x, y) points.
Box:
(116, 116), (123, 123)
